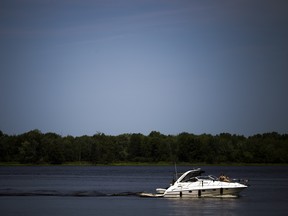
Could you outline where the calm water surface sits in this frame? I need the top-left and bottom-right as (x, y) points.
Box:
(0, 166), (287, 216)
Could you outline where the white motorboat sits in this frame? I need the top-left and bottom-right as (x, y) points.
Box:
(154, 168), (248, 198)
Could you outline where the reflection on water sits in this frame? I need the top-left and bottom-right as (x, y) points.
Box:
(167, 197), (239, 215)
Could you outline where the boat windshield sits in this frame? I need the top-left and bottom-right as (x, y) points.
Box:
(197, 176), (218, 181)
(178, 169), (205, 182)
(180, 172), (199, 182)
(209, 175), (218, 181)
(196, 176), (211, 180)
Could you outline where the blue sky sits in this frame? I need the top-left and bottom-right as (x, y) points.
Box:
(1, 0), (288, 136)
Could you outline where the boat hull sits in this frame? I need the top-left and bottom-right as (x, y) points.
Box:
(163, 187), (246, 198)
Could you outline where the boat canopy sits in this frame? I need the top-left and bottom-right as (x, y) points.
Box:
(177, 168), (205, 183)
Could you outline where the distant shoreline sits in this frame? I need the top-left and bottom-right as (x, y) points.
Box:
(1, 131), (287, 164)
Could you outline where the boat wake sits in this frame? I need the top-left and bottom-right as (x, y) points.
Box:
(0, 189), (143, 197)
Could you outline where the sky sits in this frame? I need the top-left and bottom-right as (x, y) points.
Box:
(0, 0), (288, 137)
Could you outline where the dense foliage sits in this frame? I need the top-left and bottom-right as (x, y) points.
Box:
(0, 130), (287, 164)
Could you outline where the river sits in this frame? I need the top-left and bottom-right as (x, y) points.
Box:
(0, 166), (287, 215)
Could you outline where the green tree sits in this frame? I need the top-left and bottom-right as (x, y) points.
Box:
(128, 133), (144, 161)
(18, 130), (43, 163)
(19, 140), (38, 163)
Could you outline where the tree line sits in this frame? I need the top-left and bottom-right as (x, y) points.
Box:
(0, 130), (287, 165)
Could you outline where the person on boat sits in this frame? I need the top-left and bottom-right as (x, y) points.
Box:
(219, 173), (230, 182)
